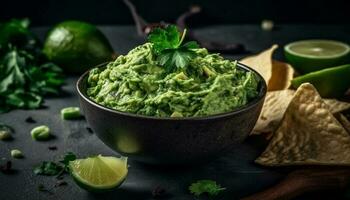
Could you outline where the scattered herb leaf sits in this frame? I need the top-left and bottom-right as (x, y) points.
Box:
(147, 25), (199, 72)
(33, 161), (62, 176)
(59, 152), (76, 171)
(189, 180), (225, 197)
(33, 152), (76, 177)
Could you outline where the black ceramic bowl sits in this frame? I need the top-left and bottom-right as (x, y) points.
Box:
(77, 62), (267, 165)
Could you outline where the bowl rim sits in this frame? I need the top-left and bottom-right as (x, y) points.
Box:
(76, 62), (267, 121)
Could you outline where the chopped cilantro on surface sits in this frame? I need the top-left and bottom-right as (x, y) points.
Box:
(59, 152), (77, 172)
(189, 180), (225, 197)
(33, 152), (76, 176)
(33, 161), (62, 176)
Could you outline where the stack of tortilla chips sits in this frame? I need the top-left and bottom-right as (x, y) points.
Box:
(241, 46), (350, 166)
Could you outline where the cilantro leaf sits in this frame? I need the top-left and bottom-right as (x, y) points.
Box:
(6, 89), (42, 109)
(147, 25), (181, 54)
(33, 161), (62, 176)
(189, 180), (226, 197)
(158, 49), (196, 73)
(147, 25), (199, 72)
(182, 41), (199, 49)
(33, 152), (77, 176)
(59, 152), (76, 171)
(0, 50), (26, 93)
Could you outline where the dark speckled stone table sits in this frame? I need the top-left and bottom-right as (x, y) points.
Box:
(1, 25), (350, 200)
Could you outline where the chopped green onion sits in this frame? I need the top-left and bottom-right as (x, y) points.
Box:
(11, 149), (24, 158)
(0, 124), (13, 141)
(61, 107), (81, 120)
(31, 125), (50, 141)
(0, 131), (12, 140)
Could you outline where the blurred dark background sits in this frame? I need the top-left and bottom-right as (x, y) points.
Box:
(1, 0), (349, 26)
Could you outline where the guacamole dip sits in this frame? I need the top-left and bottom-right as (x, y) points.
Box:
(87, 43), (259, 117)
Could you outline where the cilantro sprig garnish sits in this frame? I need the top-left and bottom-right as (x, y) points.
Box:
(189, 180), (226, 197)
(147, 25), (199, 72)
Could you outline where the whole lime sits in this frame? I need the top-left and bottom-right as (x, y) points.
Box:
(43, 21), (114, 74)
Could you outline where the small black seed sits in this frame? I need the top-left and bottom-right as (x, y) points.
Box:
(0, 161), (12, 174)
(86, 127), (93, 134)
(48, 146), (57, 150)
(152, 186), (166, 198)
(25, 117), (36, 123)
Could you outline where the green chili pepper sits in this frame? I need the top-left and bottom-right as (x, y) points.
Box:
(11, 149), (24, 158)
(61, 107), (81, 120)
(31, 125), (50, 141)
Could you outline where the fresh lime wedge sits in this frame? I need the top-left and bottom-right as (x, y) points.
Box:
(291, 64), (350, 97)
(69, 155), (128, 192)
(284, 40), (350, 74)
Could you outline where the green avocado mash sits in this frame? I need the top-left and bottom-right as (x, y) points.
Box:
(87, 43), (259, 117)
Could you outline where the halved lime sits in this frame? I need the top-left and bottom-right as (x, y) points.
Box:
(284, 40), (350, 74)
(291, 64), (350, 97)
(69, 155), (128, 192)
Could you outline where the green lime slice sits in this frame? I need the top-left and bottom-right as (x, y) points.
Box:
(291, 64), (350, 97)
(284, 40), (350, 74)
(69, 155), (128, 192)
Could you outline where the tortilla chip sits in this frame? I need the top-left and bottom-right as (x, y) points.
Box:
(335, 113), (350, 134)
(268, 60), (294, 91)
(240, 45), (277, 84)
(324, 99), (350, 114)
(240, 46), (293, 91)
(255, 83), (350, 166)
(252, 90), (350, 134)
(253, 90), (295, 134)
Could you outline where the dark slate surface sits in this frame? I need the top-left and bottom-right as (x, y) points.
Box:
(1, 25), (350, 200)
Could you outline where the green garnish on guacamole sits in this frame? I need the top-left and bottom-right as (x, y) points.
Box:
(87, 26), (259, 117)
